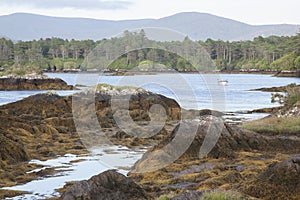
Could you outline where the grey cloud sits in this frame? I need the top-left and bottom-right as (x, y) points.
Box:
(1, 0), (133, 10)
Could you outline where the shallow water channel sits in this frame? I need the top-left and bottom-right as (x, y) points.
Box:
(3, 146), (146, 199)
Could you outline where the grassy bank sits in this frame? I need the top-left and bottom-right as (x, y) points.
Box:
(243, 116), (300, 135)
(244, 84), (300, 135)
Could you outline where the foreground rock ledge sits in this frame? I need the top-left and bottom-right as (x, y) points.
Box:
(62, 170), (149, 200)
(128, 115), (300, 199)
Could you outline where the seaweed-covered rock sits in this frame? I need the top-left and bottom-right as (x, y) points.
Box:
(62, 170), (149, 200)
(0, 87), (184, 187)
(0, 129), (29, 165)
(132, 116), (300, 173)
(246, 154), (300, 200)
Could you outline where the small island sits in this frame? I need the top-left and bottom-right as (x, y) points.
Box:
(0, 73), (73, 90)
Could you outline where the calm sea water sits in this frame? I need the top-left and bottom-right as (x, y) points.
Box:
(46, 73), (299, 111)
(0, 73), (298, 117)
(0, 90), (75, 106)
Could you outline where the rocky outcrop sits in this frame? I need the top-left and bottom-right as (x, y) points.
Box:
(275, 70), (300, 77)
(62, 170), (149, 200)
(132, 116), (300, 173)
(246, 155), (300, 200)
(128, 115), (300, 199)
(0, 88), (181, 161)
(276, 102), (300, 118)
(181, 117), (267, 159)
(0, 93), (79, 168)
(0, 77), (73, 90)
(0, 87), (184, 188)
(252, 85), (290, 92)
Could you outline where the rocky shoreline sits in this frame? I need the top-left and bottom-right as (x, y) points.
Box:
(251, 84), (300, 93)
(274, 70), (300, 77)
(0, 86), (182, 199)
(60, 106), (300, 199)
(0, 84), (299, 199)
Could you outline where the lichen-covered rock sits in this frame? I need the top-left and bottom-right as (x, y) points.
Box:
(62, 170), (149, 200)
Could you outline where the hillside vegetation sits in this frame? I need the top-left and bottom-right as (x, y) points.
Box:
(0, 30), (300, 74)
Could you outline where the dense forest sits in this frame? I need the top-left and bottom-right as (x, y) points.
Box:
(0, 30), (300, 75)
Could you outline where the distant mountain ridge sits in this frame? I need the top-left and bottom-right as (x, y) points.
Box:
(1, 12), (299, 41)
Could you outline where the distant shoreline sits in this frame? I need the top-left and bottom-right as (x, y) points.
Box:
(44, 70), (300, 77)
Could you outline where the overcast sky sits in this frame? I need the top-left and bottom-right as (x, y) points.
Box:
(0, 0), (299, 25)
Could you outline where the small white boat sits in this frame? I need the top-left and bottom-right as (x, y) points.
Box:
(218, 79), (228, 86)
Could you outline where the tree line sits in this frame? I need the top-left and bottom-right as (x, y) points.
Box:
(0, 37), (96, 75)
(0, 30), (300, 75)
(201, 34), (300, 71)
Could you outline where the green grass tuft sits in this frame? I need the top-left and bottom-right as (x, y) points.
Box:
(157, 195), (171, 200)
(200, 191), (245, 200)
